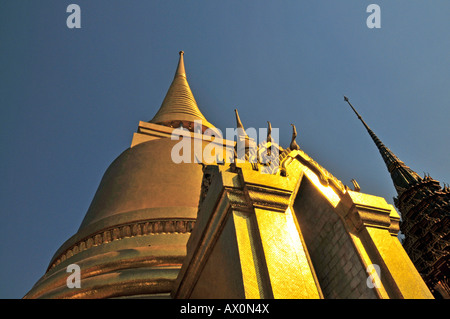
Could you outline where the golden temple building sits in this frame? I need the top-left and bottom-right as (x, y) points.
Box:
(25, 51), (434, 299)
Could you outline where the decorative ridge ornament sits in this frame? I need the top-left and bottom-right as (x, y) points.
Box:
(290, 124), (300, 150)
(234, 108), (246, 131)
(267, 121), (272, 145)
(351, 179), (361, 192)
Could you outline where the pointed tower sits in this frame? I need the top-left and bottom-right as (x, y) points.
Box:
(150, 51), (216, 133)
(344, 96), (450, 298)
(24, 52), (223, 299)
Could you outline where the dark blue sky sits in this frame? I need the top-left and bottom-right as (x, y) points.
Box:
(1, 1), (449, 298)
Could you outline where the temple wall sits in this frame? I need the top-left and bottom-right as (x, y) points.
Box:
(292, 177), (377, 298)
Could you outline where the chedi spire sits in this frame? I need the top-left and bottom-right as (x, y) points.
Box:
(150, 51), (216, 133)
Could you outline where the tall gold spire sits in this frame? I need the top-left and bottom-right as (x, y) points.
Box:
(150, 51), (216, 133)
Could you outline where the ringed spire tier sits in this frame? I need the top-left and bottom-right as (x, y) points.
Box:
(150, 51), (217, 133)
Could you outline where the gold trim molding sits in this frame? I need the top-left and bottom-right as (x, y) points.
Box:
(48, 219), (195, 272)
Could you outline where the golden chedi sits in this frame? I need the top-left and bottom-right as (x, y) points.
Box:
(25, 51), (219, 299)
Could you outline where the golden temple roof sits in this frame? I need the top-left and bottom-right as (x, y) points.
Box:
(150, 51), (216, 132)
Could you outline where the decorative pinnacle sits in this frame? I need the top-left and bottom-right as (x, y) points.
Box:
(290, 124), (300, 150)
(344, 95), (389, 151)
(234, 109), (245, 130)
(291, 123), (297, 137)
(343, 95), (423, 192)
(267, 121), (272, 143)
(350, 179), (361, 192)
(344, 96), (365, 123)
(175, 50), (186, 77)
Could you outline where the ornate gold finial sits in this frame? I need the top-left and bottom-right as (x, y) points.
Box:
(234, 109), (255, 164)
(234, 109), (245, 130)
(266, 121), (273, 156)
(290, 124), (300, 150)
(267, 121), (272, 144)
(351, 178), (361, 192)
(179, 51), (184, 55)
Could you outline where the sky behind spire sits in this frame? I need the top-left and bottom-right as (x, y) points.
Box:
(0, 1), (449, 298)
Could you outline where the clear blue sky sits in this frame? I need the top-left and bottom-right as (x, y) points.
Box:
(1, 1), (449, 298)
